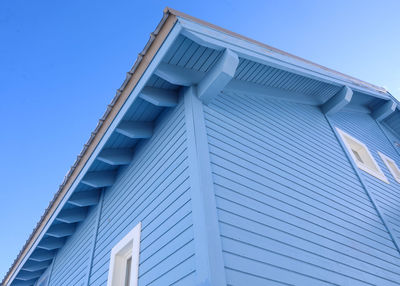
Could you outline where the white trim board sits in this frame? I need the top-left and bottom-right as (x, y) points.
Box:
(107, 222), (141, 286)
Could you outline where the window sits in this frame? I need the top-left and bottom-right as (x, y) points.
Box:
(379, 152), (400, 183)
(107, 222), (141, 286)
(336, 128), (388, 183)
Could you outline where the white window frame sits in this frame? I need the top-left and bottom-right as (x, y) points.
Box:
(107, 222), (141, 286)
(379, 152), (400, 183)
(336, 128), (388, 183)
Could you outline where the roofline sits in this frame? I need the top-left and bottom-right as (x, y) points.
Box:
(166, 7), (388, 96)
(2, 9), (178, 286)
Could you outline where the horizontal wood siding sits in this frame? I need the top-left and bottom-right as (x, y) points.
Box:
(204, 91), (400, 285)
(49, 206), (97, 285)
(88, 97), (195, 286)
(330, 112), (400, 249)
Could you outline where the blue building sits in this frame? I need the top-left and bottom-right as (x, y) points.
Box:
(4, 7), (400, 286)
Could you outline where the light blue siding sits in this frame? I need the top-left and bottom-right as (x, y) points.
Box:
(46, 97), (195, 286)
(330, 111), (400, 248)
(203, 91), (400, 285)
(25, 76), (400, 286)
(88, 97), (195, 286)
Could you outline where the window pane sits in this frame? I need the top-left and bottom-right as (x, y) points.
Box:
(352, 149), (364, 164)
(125, 256), (132, 286)
(337, 128), (387, 183)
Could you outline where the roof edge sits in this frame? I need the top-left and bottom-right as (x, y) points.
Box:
(166, 7), (388, 96)
(2, 9), (177, 286)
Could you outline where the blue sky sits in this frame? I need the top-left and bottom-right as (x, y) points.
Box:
(0, 0), (399, 279)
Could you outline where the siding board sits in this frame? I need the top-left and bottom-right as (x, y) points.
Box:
(204, 106), (381, 221)
(219, 212), (400, 276)
(47, 97), (195, 285)
(204, 91), (400, 285)
(88, 98), (195, 285)
(330, 111), (400, 255)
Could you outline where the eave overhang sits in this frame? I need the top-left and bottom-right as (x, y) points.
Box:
(3, 8), (179, 286)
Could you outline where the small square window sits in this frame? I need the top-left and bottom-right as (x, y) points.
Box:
(336, 128), (388, 183)
(379, 152), (400, 183)
(107, 222), (141, 286)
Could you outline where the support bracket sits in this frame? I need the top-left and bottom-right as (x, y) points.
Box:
(321, 86), (353, 115)
(197, 49), (239, 105)
(139, 86), (178, 107)
(372, 100), (397, 121)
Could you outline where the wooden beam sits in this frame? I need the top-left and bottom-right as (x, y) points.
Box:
(97, 148), (134, 166)
(197, 49), (239, 104)
(68, 190), (100, 207)
(116, 121), (153, 139)
(37, 237), (65, 250)
(21, 260), (51, 272)
(81, 171), (117, 188)
(56, 207), (88, 223)
(155, 62), (204, 86)
(15, 270), (44, 281)
(321, 86), (353, 115)
(30, 249), (55, 262)
(372, 100), (397, 121)
(10, 279), (37, 286)
(139, 86), (178, 107)
(46, 223), (76, 238)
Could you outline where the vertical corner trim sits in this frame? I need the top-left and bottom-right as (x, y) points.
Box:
(45, 254), (57, 286)
(85, 189), (105, 286)
(321, 86), (353, 115)
(183, 86), (227, 286)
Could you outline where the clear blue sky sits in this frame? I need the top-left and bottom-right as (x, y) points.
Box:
(1, 0), (399, 279)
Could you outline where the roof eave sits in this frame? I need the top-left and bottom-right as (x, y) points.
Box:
(167, 7), (390, 100)
(2, 9), (178, 286)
